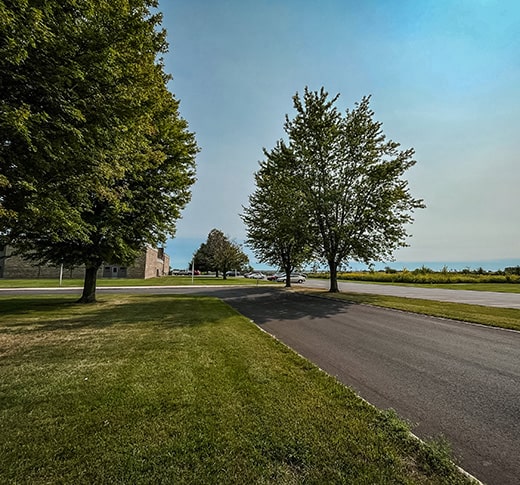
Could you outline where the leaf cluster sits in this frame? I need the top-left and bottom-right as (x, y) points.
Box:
(242, 141), (313, 275)
(243, 87), (424, 290)
(0, 0), (197, 270)
(286, 88), (424, 267)
(194, 229), (249, 277)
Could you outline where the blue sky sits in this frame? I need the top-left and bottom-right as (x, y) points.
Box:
(158, 0), (519, 271)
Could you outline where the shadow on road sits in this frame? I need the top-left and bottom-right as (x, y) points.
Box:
(201, 286), (354, 325)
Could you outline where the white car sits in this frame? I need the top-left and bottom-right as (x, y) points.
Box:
(276, 273), (306, 283)
(248, 272), (266, 279)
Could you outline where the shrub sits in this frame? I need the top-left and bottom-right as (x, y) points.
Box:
(309, 271), (520, 285)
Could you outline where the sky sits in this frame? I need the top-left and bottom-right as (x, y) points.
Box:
(158, 0), (520, 271)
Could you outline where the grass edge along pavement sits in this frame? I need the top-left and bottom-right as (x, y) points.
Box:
(0, 275), (275, 288)
(0, 294), (475, 484)
(303, 289), (520, 332)
(309, 271), (520, 293)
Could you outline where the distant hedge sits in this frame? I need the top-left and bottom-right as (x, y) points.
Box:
(309, 270), (520, 284)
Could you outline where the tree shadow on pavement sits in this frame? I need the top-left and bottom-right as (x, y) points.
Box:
(201, 286), (354, 325)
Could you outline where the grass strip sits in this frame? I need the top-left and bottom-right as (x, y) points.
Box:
(0, 295), (472, 484)
(307, 290), (520, 331)
(0, 276), (274, 288)
(346, 281), (520, 294)
(310, 272), (520, 293)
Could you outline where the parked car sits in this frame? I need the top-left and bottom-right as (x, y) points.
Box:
(248, 272), (266, 279)
(266, 273), (283, 281)
(225, 271), (241, 277)
(276, 273), (306, 283)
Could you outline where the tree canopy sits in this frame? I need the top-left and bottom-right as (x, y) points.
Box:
(193, 229), (249, 278)
(241, 141), (312, 287)
(245, 87), (424, 292)
(0, 0), (197, 301)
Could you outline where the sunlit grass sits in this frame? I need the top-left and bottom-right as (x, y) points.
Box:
(310, 271), (520, 292)
(0, 275), (275, 288)
(344, 281), (520, 294)
(306, 290), (520, 331)
(0, 295), (471, 484)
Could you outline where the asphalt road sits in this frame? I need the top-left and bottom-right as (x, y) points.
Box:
(216, 287), (520, 485)
(305, 278), (520, 309)
(2, 284), (520, 484)
(4, 277), (519, 308)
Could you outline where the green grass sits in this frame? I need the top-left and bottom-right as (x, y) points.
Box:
(398, 282), (520, 294)
(0, 275), (274, 288)
(310, 271), (520, 290)
(307, 291), (520, 331)
(346, 281), (520, 294)
(0, 295), (472, 484)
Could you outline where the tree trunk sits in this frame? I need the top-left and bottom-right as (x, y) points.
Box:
(284, 264), (292, 288)
(329, 261), (339, 293)
(78, 265), (99, 303)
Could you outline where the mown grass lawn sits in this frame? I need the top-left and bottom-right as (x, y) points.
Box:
(0, 295), (471, 484)
(349, 281), (520, 294)
(0, 275), (275, 288)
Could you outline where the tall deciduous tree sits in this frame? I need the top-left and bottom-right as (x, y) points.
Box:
(194, 229), (249, 279)
(245, 87), (424, 292)
(286, 88), (424, 291)
(241, 141), (312, 287)
(0, 1), (197, 302)
(193, 242), (213, 273)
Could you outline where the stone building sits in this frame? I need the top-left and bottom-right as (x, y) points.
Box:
(0, 246), (170, 279)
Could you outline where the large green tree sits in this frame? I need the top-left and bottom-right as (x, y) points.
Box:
(247, 87), (424, 292)
(192, 242), (213, 273)
(0, 1), (197, 302)
(288, 88), (424, 291)
(194, 229), (249, 279)
(241, 141), (312, 287)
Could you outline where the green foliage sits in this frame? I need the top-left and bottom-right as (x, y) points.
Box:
(193, 242), (213, 273)
(242, 141), (312, 286)
(0, 1), (197, 302)
(505, 266), (520, 275)
(326, 270), (520, 285)
(194, 229), (249, 278)
(248, 87), (424, 293)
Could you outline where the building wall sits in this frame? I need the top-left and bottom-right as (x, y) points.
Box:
(0, 247), (86, 279)
(133, 246), (170, 279)
(0, 246), (170, 280)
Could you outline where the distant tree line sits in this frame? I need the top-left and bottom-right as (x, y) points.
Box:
(505, 266), (520, 276)
(309, 267), (520, 284)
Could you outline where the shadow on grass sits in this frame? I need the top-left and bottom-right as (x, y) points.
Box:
(0, 287), (361, 335)
(0, 297), (79, 315)
(0, 294), (232, 334)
